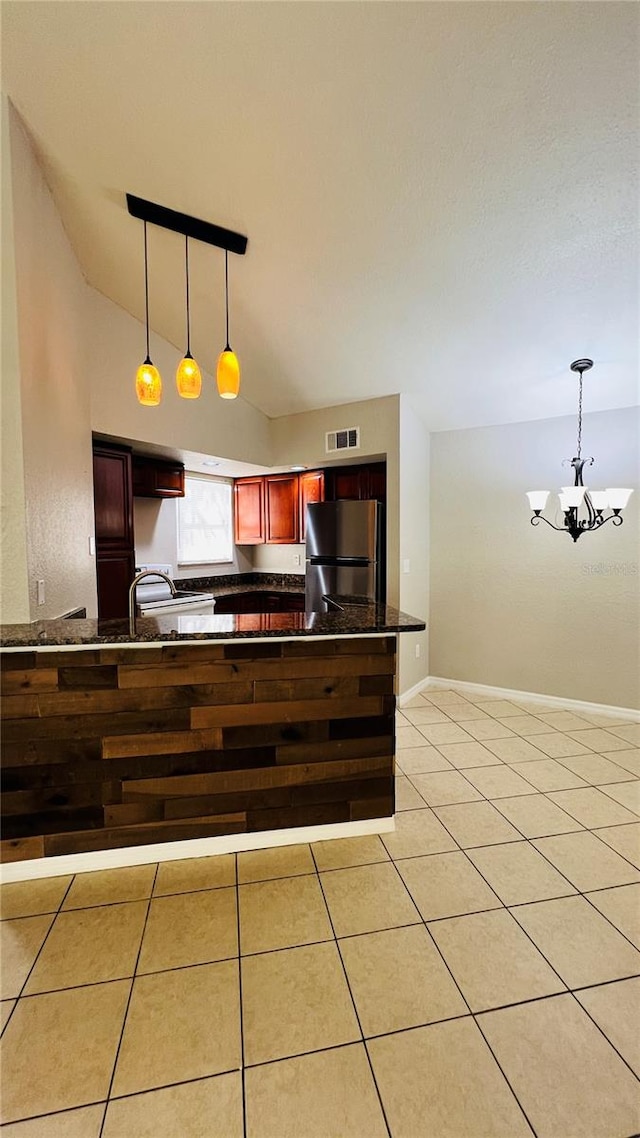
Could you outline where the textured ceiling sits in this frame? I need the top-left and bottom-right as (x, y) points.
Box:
(2, 1), (638, 430)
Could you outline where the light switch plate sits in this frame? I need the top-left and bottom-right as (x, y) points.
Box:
(37, 579), (45, 606)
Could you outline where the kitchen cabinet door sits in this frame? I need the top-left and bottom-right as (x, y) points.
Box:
(298, 470), (325, 541)
(234, 478), (265, 544)
(324, 463), (386, 503)
(132, 456), (185, 498)
(265, 474), (299, 544)
(93, 444), (133, 550)
(96, 551), (135, 620)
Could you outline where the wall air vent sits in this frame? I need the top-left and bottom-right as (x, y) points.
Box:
(325, 427), (360, 454)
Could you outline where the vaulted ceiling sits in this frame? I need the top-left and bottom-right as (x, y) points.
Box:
(2, 2), (638, 430)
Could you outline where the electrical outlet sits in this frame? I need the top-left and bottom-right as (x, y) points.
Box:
(415, 643), (421, 659)
(37, 579), (45, 606)
(293, 553), (301, 566)
(403, 559), (410, 574)
(89, 535), (96, 556)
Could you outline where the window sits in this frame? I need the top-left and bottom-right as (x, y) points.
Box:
(177, 475), (233, 565)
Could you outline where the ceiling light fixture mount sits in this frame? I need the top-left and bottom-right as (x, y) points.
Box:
(526, 358), (633, 542)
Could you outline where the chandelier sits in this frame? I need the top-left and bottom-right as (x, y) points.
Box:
(527, 359), (633, 542)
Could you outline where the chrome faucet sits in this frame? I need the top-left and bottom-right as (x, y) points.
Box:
(128, 569), (177, 634)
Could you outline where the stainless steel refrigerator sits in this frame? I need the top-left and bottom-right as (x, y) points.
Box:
(305, 500), (382, 612)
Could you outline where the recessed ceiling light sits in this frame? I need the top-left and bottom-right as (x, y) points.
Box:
(290, 465), (307, 472)
(202, 460), (220, 467)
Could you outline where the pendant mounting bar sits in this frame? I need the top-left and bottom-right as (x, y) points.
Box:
(126, 194), (248, 255)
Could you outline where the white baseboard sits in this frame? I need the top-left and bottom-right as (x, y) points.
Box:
(401, 675), (640, 722)
(0, 816), (395, 884)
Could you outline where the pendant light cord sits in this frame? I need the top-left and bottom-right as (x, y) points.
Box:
(185, 236), (192, 355)
(224, 248), (230, 351)
(143, 221), (151, 360)
(576, 371), (583, 459)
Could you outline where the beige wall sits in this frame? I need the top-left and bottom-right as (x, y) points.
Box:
(398, 396), (430, 692)
(251, 543), (305, 575)
(5, 101), (97, 622)
(430, 407), (640, 709)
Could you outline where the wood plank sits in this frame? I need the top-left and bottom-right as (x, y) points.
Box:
(104, 802), (164, 826)
(161, 644), (226, 662)
(276, 735), (392, 765)
(35, 650), (102, 667)
(2, 783), (117, 816)
(37, 681), (254, 718)
(1, 652), (37, 671)
(291, 775), (392, 807)
(100, 647), (165, 665)
(3, 708), (191, 742)
(1, 694), (40, 719)
(1, 738), (103, 768)
(254, 676), (359, 703)
(359, 674), (395, 696)
(247, 802), (349, 832)
(223, 642), (283, 660)
(0, 835), (45, 863)
(350, 796), (393, 820)
(123, 755), (390, 799)
(43, 815), (247, 856)
(162, 786), (291, 820)
(335, 637), (395, 655)
(102, 727), (223, 760)
(118, 653), (393, 689)
(118, 662), (236, 688)
(1, 669), (59, 696)
(58, 666), (119, 690)
(192, 696), (383, 730)
(222, 720), (330, 750)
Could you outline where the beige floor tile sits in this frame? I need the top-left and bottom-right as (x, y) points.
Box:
(606, 748), (640, 776)
(537, 710), (593, 731)
(478, 993), (640, 1138)
(0, 980), (129, 1124)
(1, 1000), (16, 1033)
(381, 808), (457, 859)
(429, 909), (564, 1011)
(474, 700), (524, 718)
(153, 854), (235, 896)
(434, 740), (502, 768)
(401, 693), (432, 708)
(25, 902), (147, 994)
(402, 705), (450, 724)
(1, 915), (53, 999)
(433, 801), (523, 848)
(538, 752), (633, 786)
(462, 718), (516, 741)
(424, 691), (472, 708)
(396, 709), (409, 725)
(567, 727), (634, 752)
(601, 779), (640, 814)
(239, 875), (332, 954)
(112, 960), (240, 1097)
(138, 887), (237, 973)
(245, 1043), (388, 1138)
(531, 733), (594, 758)
(580, 713), (635, 728)
(504, 714), (552, 736)
(441, 706), (493, 722)
(395, 745), (452, 773)
(482, 737), (548, 763)
(408, 770), (482, 806)
(547, 786), (638, 828)
(462, 764), (537, 799)
(369, 1018), (532, 1138)
(0, 1105), (104, 1137)
(511, 895), (640, 988)
(320, 861), (419, 936)
(311, 834), (389, 871)
(576, 978), (640, 1079)
(532, 831), (640, 890)
(508, 758), (587, 791)
(397, 851), (501, 920)
(467, 842), (576, 906)
(586, 883), (640, 948)
(104, 1072), (243, 1138)
(594, 822), (640, 868)
(415, 722), (474, 745)
(1, 877), (72, 921)
(395, 775), (426, 810)
(243, 941), (359, 1064)
(610, 723), (640, 746)
(339, 924), (467, 1036)
(63, 864), (155, 909)
(237, 843), (314, 883)
(494, 793), (583, 838)
(396, 724), (431, 749)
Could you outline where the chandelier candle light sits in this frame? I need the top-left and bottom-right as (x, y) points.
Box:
(216, 249), (240, 399)
(176, 236), (202, 399)
(527, 359), (633, 542)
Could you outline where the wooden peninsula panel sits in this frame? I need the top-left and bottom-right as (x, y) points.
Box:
(0, 637), (396, 862)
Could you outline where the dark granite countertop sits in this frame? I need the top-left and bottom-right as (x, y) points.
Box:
(178, 572), (305, 597)
(0, 599), (425, 648)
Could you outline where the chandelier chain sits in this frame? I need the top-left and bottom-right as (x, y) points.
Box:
(143, 221), (150, 360)
(576, 372), (583, 459)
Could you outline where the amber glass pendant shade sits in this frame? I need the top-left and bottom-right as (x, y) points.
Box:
(135, 221), (163, 406)
(176, 351), (202, 399)
(217, 348), (240, 399)
(136, 357), (162, 406)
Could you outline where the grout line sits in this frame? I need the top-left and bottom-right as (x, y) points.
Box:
(98, 861), (159, 1138)
(569, 991), (640, 1089)
(234, 853), (248, 1138)
(309, 843), (393, 1138)
(10, 873), (76, 1008)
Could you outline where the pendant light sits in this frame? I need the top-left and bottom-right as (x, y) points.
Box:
(176, 236), (202, 399)
(135, 221), (162, 407)
(216, 249), (240, 399)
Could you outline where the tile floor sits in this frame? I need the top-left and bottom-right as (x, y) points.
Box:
(1, 687), (639, 1137)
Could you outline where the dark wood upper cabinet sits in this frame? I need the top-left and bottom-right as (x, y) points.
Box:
(132, 456), (185, 498)
(93, 444), (133, 550)
(234, 477), (265, 545)
(324, 462), (386, 503)
(264, 474), (300, 544)
(299, 470), (325, 541)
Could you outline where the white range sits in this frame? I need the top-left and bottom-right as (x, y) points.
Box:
(135, 564), (216, 616)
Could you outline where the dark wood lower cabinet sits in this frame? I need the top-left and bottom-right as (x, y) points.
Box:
(92, 440), (135, 619)
(96, 552), (136, 621)
(0, 636), (396, 862)
(214, 591), (305, 615)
